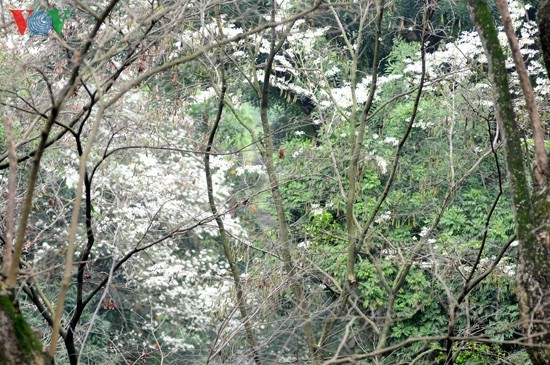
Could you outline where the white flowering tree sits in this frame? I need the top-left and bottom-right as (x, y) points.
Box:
(195, 0), (549, 363)
(0, 0), (321, 364)
(1, 0), (549, 364)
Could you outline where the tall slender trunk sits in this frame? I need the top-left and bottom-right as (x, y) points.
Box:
(255, 2), (318, 362)
(259, 81), (318, 363)
(204, 38), (261, 363)
(468, 2), (550, 364)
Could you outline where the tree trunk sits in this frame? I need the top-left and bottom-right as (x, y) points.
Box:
(468, 1), (550, 364)
(0, 284), (52, 365)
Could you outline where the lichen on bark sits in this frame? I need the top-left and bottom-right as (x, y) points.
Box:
(468, 1), (550, 364)
(0, 283), (51, 365)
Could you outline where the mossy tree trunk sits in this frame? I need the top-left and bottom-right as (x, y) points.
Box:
(468, 1), (550, 364)
(0, 283), (52, 365)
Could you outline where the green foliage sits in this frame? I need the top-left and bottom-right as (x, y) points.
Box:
(2, 0), (544, 363)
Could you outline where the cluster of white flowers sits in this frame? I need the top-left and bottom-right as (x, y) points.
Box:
(292, 147), (304, 158)
(16, 69), (248, 354)
(128, 248), (232, 331)
(365, 151), (388, 174)
(375, 211), (392, 224)
(419, 226), (430, 238)
(194, 87), (217, 103)
(383, 137), (399, 146)
(412, 119), (434, 130)
(297, 240), (312, 249)
(403, 0), (549, 106)
(234, 164), (266, 176)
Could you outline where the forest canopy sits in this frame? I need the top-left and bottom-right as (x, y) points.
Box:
(0, 0), (549, 364)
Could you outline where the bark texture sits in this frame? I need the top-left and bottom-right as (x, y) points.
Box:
(468, 1), (550, 364)
(0, 285), (51, 365)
